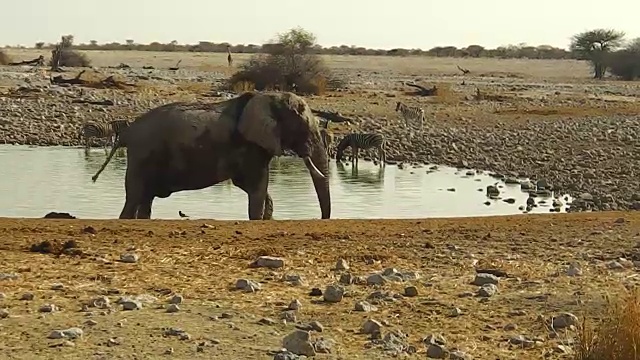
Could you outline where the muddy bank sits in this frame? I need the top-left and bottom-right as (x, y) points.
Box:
(0, 63), (639, 213)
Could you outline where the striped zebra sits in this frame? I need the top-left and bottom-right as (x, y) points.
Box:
(335, 133), (386, 167)
(78, 119), (131, 153)
(395, 101), (425, 129)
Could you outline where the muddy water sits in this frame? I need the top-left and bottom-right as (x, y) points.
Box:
(0, 145), (568, 220)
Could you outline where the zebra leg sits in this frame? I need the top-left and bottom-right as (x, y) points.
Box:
(353, 146), (359, 168)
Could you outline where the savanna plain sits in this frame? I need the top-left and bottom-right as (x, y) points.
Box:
(1, 49), (640, 359)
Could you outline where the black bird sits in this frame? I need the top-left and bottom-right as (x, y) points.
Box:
(178, 211), (189, 218)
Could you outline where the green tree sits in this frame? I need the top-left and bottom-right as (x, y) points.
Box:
(35, 42), (44, 49)
(570, 29), (625, 79)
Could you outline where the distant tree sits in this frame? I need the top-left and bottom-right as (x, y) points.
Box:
(608, 37), (640, 80)
(125, 39), (134, 50)
(90, 40), (98, 47)
(465, 45), (485, 57)
(570, 29), (625, 79)
(229, 26), (340, 95)
(35, 42), (45, 49)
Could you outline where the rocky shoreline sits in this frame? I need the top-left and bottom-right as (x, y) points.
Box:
(1, 64), (639, 213)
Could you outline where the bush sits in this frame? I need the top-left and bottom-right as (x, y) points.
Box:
(575, 289), (640, 360)
(227, 27), (343, 95)
(47, 50), (91, 67)
(608, 50), (640, 80)
(0, 50), (10, 65)
(228, 53), (335, 95)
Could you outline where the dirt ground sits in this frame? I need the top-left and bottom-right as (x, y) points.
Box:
(0, 213), (638, 359)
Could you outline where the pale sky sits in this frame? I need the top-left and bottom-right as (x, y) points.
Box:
(2, 0), (638, 50)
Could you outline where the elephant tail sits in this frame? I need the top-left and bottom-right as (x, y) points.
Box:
(91, 138), (124, 183)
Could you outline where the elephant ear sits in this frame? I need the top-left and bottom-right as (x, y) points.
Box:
(237, 93), (282, 156)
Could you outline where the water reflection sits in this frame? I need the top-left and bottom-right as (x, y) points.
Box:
(335, 161), (385, 188)
(0, 145), (569, 220)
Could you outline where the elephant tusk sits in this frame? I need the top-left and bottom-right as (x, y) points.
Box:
(303, 156), (325, 179)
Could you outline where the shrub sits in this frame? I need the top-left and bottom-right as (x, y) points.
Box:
(0, 50), (10, 65)
(608, 50), (640, 80)
(227, 27), (342, 95)
(575, 289), (640, 360)
(47, 50), (91, 67)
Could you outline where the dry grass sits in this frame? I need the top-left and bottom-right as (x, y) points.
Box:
(2, 49), (593, 79)
(575, 289), (640, 360)
(0, 212), (638, 359)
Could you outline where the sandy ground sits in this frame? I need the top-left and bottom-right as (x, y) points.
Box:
(0, 213), (638, 359)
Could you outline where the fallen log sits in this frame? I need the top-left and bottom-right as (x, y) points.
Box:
(8, 55), (44, 66)
(50, 70), (135, 89)
(71, 99), (115, 106)
(311, 109), (353, 123)
(404, 82), (438, 97)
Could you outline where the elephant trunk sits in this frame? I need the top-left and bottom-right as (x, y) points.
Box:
(303, 142), (331, 219)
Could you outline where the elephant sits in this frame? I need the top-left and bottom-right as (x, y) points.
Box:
(91, 91), (331, 220)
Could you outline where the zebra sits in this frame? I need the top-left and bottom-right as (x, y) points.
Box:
(335, 133), (386, 167)
(78, 119), (130, 153)
(395, 101), (425, 130)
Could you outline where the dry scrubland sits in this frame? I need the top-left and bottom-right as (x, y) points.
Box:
(1, 49), (640, 358)
(1, 213), (640, 359)
(1, 49), (640, 211)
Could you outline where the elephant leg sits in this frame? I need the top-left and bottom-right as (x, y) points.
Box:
(135, 197), (154, 219)
(262, 193), (273, 220)
(119, 166), (145, 219)
(232, 168), (269, 220)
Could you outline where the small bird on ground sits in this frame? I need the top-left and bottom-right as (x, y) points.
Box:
(178, 211), (189, 218)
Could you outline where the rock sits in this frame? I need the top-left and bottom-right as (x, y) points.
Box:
(258, 317), (277, 325)
(339, 272), (354, 285)
(39, 304), (58, 313)
(169, 294), (183, 304)
(282, 330), (316, 356)
(449, 307), (463, 317)
(288, 299), (302, 311)
(478, 284), (498, 297)
(404, 286), (418, 297)
(309, 288), (322, 296)
(166, 304), (180, 313)
(509, 335), (535, 348)
(426, 343), (449, 358)
(323, 285), (344, 303)
(91, 296), (110, 309)
(472, 273), (499, 286)
(567, 263), (582, 276)
(51, 283), (64, 290)
(313, 338), (334, 353)
(252, 256), (285, 269)
(367, 274), (387, 285)
(354, 300), (376, 312)
(0, 309), (8, 318)
(552, 312), (579, 329)
(0, 273), (19, 281)
(236, 278), (261, 292)
(362, 319), (382, 334)
(120, 298), (142, 311)
(283, 274), (306, 286)
(48, 327), (84, 340)
(273, 350), (301, 360)
(119, 253), (139, 263)
(450, 350), (473, 360)
(20, 293), (34, 301)
(335, 258), (349, 270)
